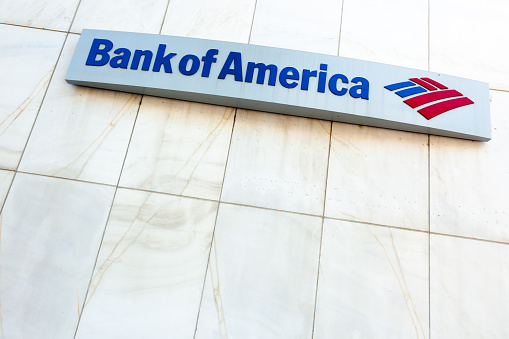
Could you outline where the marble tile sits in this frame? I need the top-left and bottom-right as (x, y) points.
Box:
(0, 173), (115, 339)
(0, 25), (65, 170)
(249, 0), (342, 55)
(19, 34), (141, 186)
(339, 0), (428, 69)
(431, 234), (509, 338)
(71, 0), (169, 34)
(430, 0), (509, 90)
(161, 0), (256, 43)
(430, 90), (509, 242)
(0, 169), (15, 209)
(195, 203), (322, 338)
(119, 97), (234, 201)
(75, 188), (218, 338)
(0, 0), (80, 31)
(325, 123), (429, 231)
(221, 110), (330, 215)
(314, 219), (429, 338)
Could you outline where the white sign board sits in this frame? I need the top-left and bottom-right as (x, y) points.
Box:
(66, 29), (491, 141)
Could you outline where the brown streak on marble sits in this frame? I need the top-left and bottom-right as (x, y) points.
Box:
(390, 233), (426, 338)
(210, 236), (228, 338)
(174, 107), (234, 177)
(0, 214), (4, 339)
(58, 94), (138, 179)
(367, 227), (423, 338)
(84, 194), (163, 308)
(0, 68), (53, 137)
(318, 120), (331, 136)
(177, 108), (234, 195)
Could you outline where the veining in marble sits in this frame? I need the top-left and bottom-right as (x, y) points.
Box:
(0, 0), (80, 31)
(431, 234), (509, 338)
(19, 34), (140, 185)
(119, 97), (234, 201)
(430, 90), (509, 242)
(314, 219), (429, 338)
(75, 188), (218, 338)
(0, 173), (114, 338)
(249, 0), (342, 55)
(221, 110), (330, 215)
(161, 0), (256, 43)
(0, 25), (65, 170)
(71, 0), (170, 34)
(430, 0), (509, 90)
(0, 169), (14, 209)
(325, 123), (428, 231)
(339, 0), (428, 69)
(195, 204), (322, 338)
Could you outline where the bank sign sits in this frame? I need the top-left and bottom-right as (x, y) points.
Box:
(66, 29), (491, 141)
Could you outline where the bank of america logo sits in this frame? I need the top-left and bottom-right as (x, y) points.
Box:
(385, 77), (474, 120)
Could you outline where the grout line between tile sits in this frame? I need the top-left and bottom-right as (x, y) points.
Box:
(193, 109), (238, 338)
(73, 93), (144, 339)
(16, 171), (117, 188)
(247, 0), (258, 44)
(428, 134), (431, 339)
(0, 22), (69, 34)
(311, 122), (332, 338)
(336, 0), (345, 56)
(158, 0), (172, 35)
(0, 24), (71, 217)
(427, 0), (430, 72)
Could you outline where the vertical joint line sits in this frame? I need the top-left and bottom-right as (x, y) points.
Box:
(337, 0), (345, 56)
(311, 122), (332, 338)
(159, 0), (173, 35)
(193, 109), (237, 338)
(247, 0), (258, 44)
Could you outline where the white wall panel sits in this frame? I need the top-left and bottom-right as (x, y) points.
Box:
(0, 25), (65, 170)
(76, 189), (218, 338)
(431, 234), (509, 338)
(430, 90), (509, 242)
(195, 204), (321, 338)
(249, 0), (342, 55)
(339, 0), (428, 69)
(0, 173), (114, 339)
(315, 219), (429, 338)
(326, 123), (429, 231)
(20, 34), (140, 185)
(221, 110), (330, 215)
(430, 0), (509, 90)
(120, 97), (234, 201)
(161, 0), (256, 43)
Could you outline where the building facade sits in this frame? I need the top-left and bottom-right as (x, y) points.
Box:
(0, 0), (508, 338)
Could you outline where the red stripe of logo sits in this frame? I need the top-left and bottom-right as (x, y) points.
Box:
(418, 97), (474, 120)
(410, 78), (437, 91)
(404, 89), (463, 108)
(421, 77), (448, 90)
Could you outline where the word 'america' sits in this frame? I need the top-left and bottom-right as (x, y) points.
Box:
(86, 38), (369, 99)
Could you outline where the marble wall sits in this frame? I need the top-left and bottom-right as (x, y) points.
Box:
(0, 0), (508, 338)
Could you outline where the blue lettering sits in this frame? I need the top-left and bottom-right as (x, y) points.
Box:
(131, 50), (153, 71)
(301, 69), (317, 91)
(152, 44), (177, 73)
(179, 54), (200, 76)
(279, 67), (299, 89)
(86, 38), (113, 66)
(201, 49), (218, 77)
(218, 52), (243, 81)
(110, 48), (131, 69)
(245, 62), (277, 86)
(318, 64), (327, 93)
(328, 74), (348, 96)
(350, 77), (369, 99)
